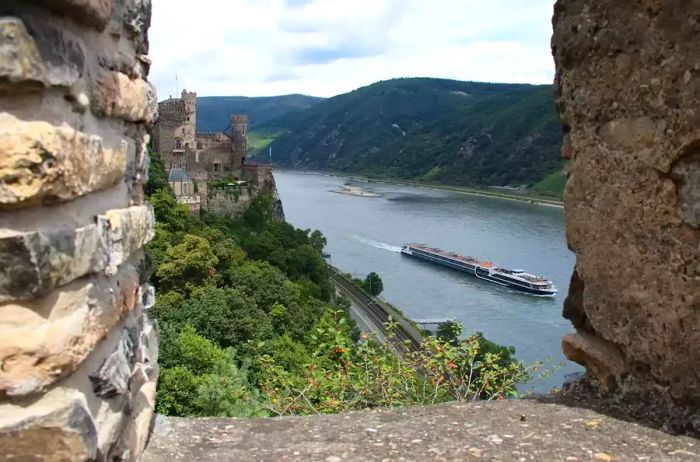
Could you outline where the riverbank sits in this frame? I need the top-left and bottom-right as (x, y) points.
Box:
(278, 168), (564, 208)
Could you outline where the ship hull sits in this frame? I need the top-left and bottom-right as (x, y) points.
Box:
(401, 247), (556, 297)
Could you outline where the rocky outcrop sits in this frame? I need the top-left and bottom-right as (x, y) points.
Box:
(553, 0), (700, 411)
(0, 0), (158, 460)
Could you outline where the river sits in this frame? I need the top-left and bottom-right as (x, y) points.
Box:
(274, 170), (582, 393)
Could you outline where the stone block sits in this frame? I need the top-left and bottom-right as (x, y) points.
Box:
(113, 369), (157, 461)
(0, 394), (97, 461)
(0, 113), (127, 208)
(0, 224), (108, 303)
(0, 205), (154, 302)
(89, 329), (134, 398)
(103, 204), (155, 274)
(563, 333), (626, 390)
(21, 14), (86, 88)
(0, 18), (46, 89)
(26, 0), (115, 31)
(0, 265), (141, 397)
(92, 71), (157, 124)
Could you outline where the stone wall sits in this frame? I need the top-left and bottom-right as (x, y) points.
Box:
(206, 186), (253, 218)
(0, 0), (159, 460)
(553, 0), (700, 409)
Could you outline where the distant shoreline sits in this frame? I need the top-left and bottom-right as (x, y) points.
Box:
(274, 168), (564, 209)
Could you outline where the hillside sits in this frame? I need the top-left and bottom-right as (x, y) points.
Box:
(250, 78), (564, 190)
(196, 94), (324, 132)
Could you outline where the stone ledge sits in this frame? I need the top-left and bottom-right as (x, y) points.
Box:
(0, 113), (127, 208)
(142, 400), (699, 462)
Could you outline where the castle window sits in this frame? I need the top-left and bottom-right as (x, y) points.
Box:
(213, 162), (222, 172)
(197, 141), (202, 149)
(183, 183), (188, 195)
(175, 138), (183, 149)
(185, 143), (189, 149)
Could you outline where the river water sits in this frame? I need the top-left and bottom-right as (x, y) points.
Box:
(274, 170), (582, 393)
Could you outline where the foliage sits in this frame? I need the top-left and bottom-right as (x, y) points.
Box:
(532, 170), (567, 194)
(363, 272), (384, 296)
(146, 151), (544, 420)
(156, 235), (219, 294)
(257, 312), (545, 416)
(156, 326), (263, 418)
(250, 78), (563, 187)
(145, 150), (169, 196)
(436, 321), (461, 346)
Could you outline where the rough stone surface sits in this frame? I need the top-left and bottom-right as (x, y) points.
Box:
(26, 0), (114, 31)
(552, 0), (700, 406)
(0, 264), (141, 397)
(92, 71), (157, 124)
(0, 395), (98, 461)
(0, 224), (107, 302)
(0, 113), (127, 208)
(0, 18), (46, 89)
(562, 332), (625, 389)
(0, 0), (157, 457)
(0, 204), (154, 302)
(143, 400), (699, 462)
(90, 328), (134, 398)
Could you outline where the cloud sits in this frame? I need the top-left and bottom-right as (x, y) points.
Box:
(149, 0), (556, 98)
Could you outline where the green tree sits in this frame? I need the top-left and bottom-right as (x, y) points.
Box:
(145, 151), (169, 197)
(363, 272), (383, 296)
(150, 187), (195, 233)
(309, 230), (327, 252)
(436, 320), (462, 346)
(195, 350), (265, 418)
(156, 234), (218, 294)
(156, 366), (205, 416)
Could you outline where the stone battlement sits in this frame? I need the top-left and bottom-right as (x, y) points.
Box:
(0, 1), (158, 460)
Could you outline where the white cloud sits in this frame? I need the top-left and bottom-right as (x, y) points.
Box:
(149, 0), (556, 98)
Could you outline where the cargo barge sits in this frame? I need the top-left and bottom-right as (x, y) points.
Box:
(400, 243), (557, 296)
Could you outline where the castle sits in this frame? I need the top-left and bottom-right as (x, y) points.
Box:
(153, 90), (284, 218)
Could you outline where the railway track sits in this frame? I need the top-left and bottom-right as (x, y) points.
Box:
(329, 269), (421, 355)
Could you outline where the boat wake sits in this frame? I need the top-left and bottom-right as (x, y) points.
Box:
(352, 235), (402, 253)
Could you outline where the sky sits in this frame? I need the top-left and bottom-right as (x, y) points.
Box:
(149, 0), (556, 99)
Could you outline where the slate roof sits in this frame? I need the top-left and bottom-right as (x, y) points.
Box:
(168, 168), (190, 182)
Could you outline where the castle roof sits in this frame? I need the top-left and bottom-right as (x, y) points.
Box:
(168, 167), (190, 183)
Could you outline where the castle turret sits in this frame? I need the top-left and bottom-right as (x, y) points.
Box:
(181, 90), (197, 149)
(231, 114), (248, 166)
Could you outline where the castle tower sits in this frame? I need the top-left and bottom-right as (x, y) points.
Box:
(231, 114), (248, 166)
(181, 90), (197, 149)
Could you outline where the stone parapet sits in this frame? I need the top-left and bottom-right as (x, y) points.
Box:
(0, 0), (157, 460)
(143, 400), (699, 462)
(552, 0), (700, 409)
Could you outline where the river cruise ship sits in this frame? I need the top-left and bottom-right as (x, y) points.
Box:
(400, 243), (557, 296)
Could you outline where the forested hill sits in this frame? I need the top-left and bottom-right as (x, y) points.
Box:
(250, 78), (564, 190)
(196, 94), (324, 132)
